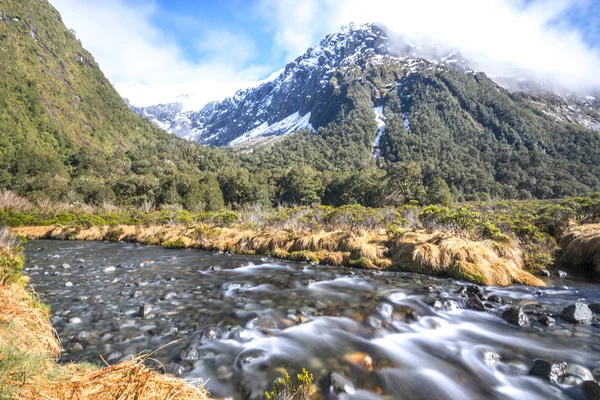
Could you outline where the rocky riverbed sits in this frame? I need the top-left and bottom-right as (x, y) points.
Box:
(23, 240), (600, 399)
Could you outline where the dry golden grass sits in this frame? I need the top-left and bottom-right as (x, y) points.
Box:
(560, 223), (600, 274)
(16, 356), (209, 400)
(16, 223), (545, 286)
(391, 231), (545, 286)
(0, 281), (60, 358)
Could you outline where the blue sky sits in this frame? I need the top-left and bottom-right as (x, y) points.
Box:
(50, 0), (600, 107)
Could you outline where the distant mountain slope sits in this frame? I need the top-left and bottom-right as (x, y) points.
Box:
(0, 0), (229, 208)
(132, 23), (600, 148)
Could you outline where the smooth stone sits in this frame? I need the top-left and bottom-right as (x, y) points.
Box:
(131, 290), (143, 298)
(71, 331), (94, 344)
(65, 282), (73, 287)
(589, 303), (600, 314)
(68, 317), (82, 324)
(330, 372), (356, 395)
(530, 359), (567, 383)
(538, 269), (551, 277)
(582, 381), (600, 400)
(103, 266), (116, 273)
(67, 342), (83, 352)
(562, 303), (593, 323)
(138, 305), (154, 319)
(106, 351), (122, 363)
(502, 307), (531, 327)
(166, 363), (185, 377)
(161, 292), (177, 300)
(62, 263), (71, 269)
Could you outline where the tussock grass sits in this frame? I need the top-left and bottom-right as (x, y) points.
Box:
(16, 224), (542, 285)
(0, 282), (59, 358)
(15, 356), (209, 400)
(390, 231), (544, 286)
(560, 224), (600, 275)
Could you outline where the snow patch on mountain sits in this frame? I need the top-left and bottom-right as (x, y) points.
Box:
(372, 106), (386, 157)
(229, 111), (314, 147)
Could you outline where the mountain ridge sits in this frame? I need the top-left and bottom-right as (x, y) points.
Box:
(131, 23), (600, 147)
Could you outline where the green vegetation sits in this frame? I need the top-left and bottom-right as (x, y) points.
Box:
(265, 369), (313, 400)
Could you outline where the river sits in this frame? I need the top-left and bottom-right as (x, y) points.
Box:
(23, 240), (600, 399)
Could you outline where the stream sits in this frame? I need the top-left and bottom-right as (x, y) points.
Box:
(23, 240), (600, 400)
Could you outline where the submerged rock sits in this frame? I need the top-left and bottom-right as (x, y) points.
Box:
(330, 372), (356, 395)
(589, 303), (600, 314)
(582, 381), (600, 400)
(71, 330), (94, 344)
(562, 303), (593, 323)
(530, 359), (567, 383)
(502, 307), (531, 327)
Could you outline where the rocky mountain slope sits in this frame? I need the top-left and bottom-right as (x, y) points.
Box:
(131, 23), (600, 148)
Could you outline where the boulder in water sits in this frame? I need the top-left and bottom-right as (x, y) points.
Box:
(502, 307), (531, 327)
(330, 372), (356, 395)
(530, 359), (567, 383)
(562, 303), (593, 323)
(581, 381), (600, 400)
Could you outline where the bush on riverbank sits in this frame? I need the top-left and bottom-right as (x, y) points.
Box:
(0, 227), (210, 399)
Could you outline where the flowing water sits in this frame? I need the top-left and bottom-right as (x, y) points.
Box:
(23, 240), (600, 400)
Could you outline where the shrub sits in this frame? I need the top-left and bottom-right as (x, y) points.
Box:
(162, 238), (187, 249)
(265, 369), (313, 400)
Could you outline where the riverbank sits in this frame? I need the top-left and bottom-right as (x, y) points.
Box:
(3, 191), (600, 285)
(0, 227), (210, 399)
(16, 224), (544, 286)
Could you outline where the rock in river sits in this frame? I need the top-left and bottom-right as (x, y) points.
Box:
(562, 303), (593, 323)
(330, 372), (356, 395)
(582, 381), (600, 400)
(530, 359), (567, 383)
(502, 307), (531, 328)
(467, 294), (486, 312)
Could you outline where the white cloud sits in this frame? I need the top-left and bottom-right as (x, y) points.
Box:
(259, 0), (600, 93)
(49, 0), (270, 107)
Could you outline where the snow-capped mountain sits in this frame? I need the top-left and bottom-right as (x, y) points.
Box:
(130, 23), (600, 147)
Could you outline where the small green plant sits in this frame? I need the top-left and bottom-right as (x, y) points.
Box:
(265, 368), (313, 400)
(162, 238), (187, 249)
